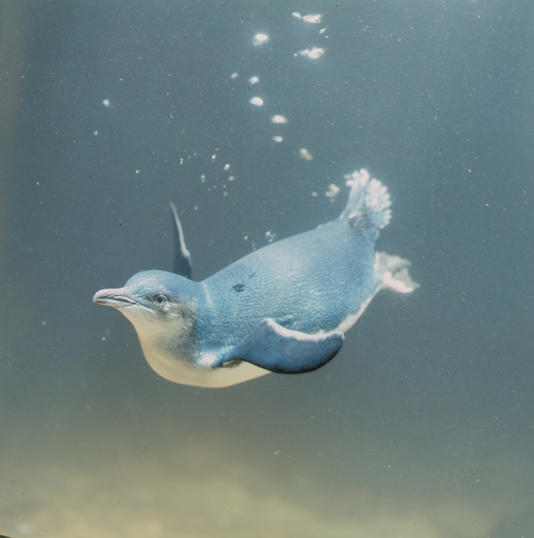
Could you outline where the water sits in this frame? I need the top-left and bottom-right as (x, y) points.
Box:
(1, 1), (533, 536)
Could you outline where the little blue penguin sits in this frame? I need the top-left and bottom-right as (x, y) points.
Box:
(93, 169), (418, 388)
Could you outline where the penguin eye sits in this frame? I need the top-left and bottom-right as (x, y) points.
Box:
(152, 294), (168, 306)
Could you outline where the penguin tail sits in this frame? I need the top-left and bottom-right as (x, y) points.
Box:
(340, 169), (391, 235)
(375, 252), (419, 294)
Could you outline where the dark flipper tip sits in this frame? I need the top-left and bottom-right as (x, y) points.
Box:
(169, 202), (192, 279)
(223, 318), (344, 374)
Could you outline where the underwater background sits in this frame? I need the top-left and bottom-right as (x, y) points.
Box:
(1, 0), (533, 536)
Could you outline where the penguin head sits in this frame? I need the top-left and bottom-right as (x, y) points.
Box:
(93, 270), (199, 342)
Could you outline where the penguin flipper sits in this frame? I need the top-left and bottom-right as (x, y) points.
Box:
(223, 318), (344, 374)
(169, 202), (192, 279)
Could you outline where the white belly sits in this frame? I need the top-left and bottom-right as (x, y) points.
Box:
(139, 337), (269, 388)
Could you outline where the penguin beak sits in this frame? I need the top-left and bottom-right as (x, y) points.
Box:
(93, 287), (137, 308)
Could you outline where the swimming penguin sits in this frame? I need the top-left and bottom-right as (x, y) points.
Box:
(94, 169), (418, 388)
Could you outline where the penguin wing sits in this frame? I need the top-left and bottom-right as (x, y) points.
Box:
(223, 318), (344, 374)
(169, 202), (192, 278)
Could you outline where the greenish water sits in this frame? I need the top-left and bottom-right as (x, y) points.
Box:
(1, 1), (533, 536)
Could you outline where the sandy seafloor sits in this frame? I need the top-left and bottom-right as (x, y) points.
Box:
(1, 417), (529, 538)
